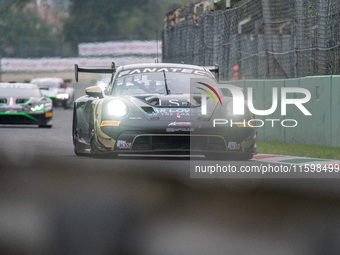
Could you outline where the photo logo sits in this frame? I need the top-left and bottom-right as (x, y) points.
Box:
(223, 85), (312, 116)
(198, 82), (312, 117)
(192, 78), (312, 128)
(196, 82), (223, 115)
(196, 82), (222, 106)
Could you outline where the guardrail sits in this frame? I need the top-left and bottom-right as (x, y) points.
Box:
(0, 57), (156, 72)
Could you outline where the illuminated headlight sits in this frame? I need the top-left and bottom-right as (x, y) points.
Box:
(31, 104), (45, 112)
(107, 100), (128, 117)
(45, 102), (52, 111)
(56, 93), (69, 100)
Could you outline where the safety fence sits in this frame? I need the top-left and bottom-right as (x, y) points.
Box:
(162, 0), (340, 80)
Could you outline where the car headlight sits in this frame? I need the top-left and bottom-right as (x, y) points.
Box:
(44, 102), (53, 111)
(107, 100), (128, 117)
(31, 104), (45, 112)
(56, 93), (69, 100)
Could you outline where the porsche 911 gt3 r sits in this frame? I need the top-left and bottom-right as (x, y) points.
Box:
(30, 78), (75, 109)
(0, 83), (53, 127)
(72, 63), (256, 159)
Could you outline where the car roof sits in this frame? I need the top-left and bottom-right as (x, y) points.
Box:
(117, 63), (207, 72)
(0, 82), (38, 89)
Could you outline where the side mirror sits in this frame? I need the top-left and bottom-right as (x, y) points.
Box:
(85, 86), (103, 98)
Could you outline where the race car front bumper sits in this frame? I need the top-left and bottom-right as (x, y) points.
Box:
(0, 112), (52, 125)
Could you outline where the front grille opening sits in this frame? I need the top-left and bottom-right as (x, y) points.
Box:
(0, 98), (7, 104)
(0, 114), (37, 124)
(141, 106), (155, 114)
(132, 135), (226, 151)
(16, 98), (29, 104)
(191, 136), (226, 151)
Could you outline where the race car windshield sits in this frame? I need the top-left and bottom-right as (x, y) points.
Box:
(111, 71), (213, 95)
(0, 86), (41, 97)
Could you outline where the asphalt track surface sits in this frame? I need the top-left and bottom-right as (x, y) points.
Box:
(1, 83), (340, 254)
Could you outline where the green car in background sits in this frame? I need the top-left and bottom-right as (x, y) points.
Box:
(31, 78), (75, 109)
(0, 83), (53, 128)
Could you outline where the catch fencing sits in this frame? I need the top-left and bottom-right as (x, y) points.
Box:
(162, 0), (340, 80)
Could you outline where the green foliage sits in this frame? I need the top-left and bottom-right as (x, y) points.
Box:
(0, 0), (31, 14)
(0, 7), (61, 57)
(0, 0), (246, 57)
(257, 141), (340, 160)
(62, 0), (197, 49)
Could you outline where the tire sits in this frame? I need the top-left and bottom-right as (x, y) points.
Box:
(72, 107), (83, 156)
(74, 145), (82, 156)
(74, 142), (86, 156)
(72, 107), (77, 143)
(39, 123), (52, 128)
(63, 98), (73, 109)
(62, 100), (70, 109)
(90, 132), (99, 155)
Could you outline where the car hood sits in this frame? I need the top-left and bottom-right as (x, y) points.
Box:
(40, 88), (67, 97)
(127, 94), (218, 120)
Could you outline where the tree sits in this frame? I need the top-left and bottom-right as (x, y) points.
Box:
(62, 0), (196, 50)
(0, 0), (31, 15)
(0, 8), (60, 57)
(0, 0), (65, 57)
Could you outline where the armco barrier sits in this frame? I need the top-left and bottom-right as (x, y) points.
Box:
(221, 75), (340, 147)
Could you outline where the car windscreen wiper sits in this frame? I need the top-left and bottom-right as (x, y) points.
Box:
(162, 70), (170, 95)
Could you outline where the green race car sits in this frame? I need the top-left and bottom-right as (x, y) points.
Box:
(0, 83), (53, 128)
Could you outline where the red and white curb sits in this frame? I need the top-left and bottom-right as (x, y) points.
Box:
(253, 154), (340, 168)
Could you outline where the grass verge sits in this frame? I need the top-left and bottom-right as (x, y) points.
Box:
(257, 141), (340, 160)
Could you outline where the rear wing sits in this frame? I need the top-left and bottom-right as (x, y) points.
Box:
(75, 62), (117, 82)
(204, 64), (219, 81)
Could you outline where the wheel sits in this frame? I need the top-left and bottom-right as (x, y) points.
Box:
(63, 98), (73, 109)
(90, 132), (99, 155)
(72, 107), (78, 145)
(74, 145), (83, 156)
(73, 107), (83, 156)
(74, 142), (88, 156)
(91, 131), (98, 156)
(39, 122), (52, 128)
(62, 100), (69, 109)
